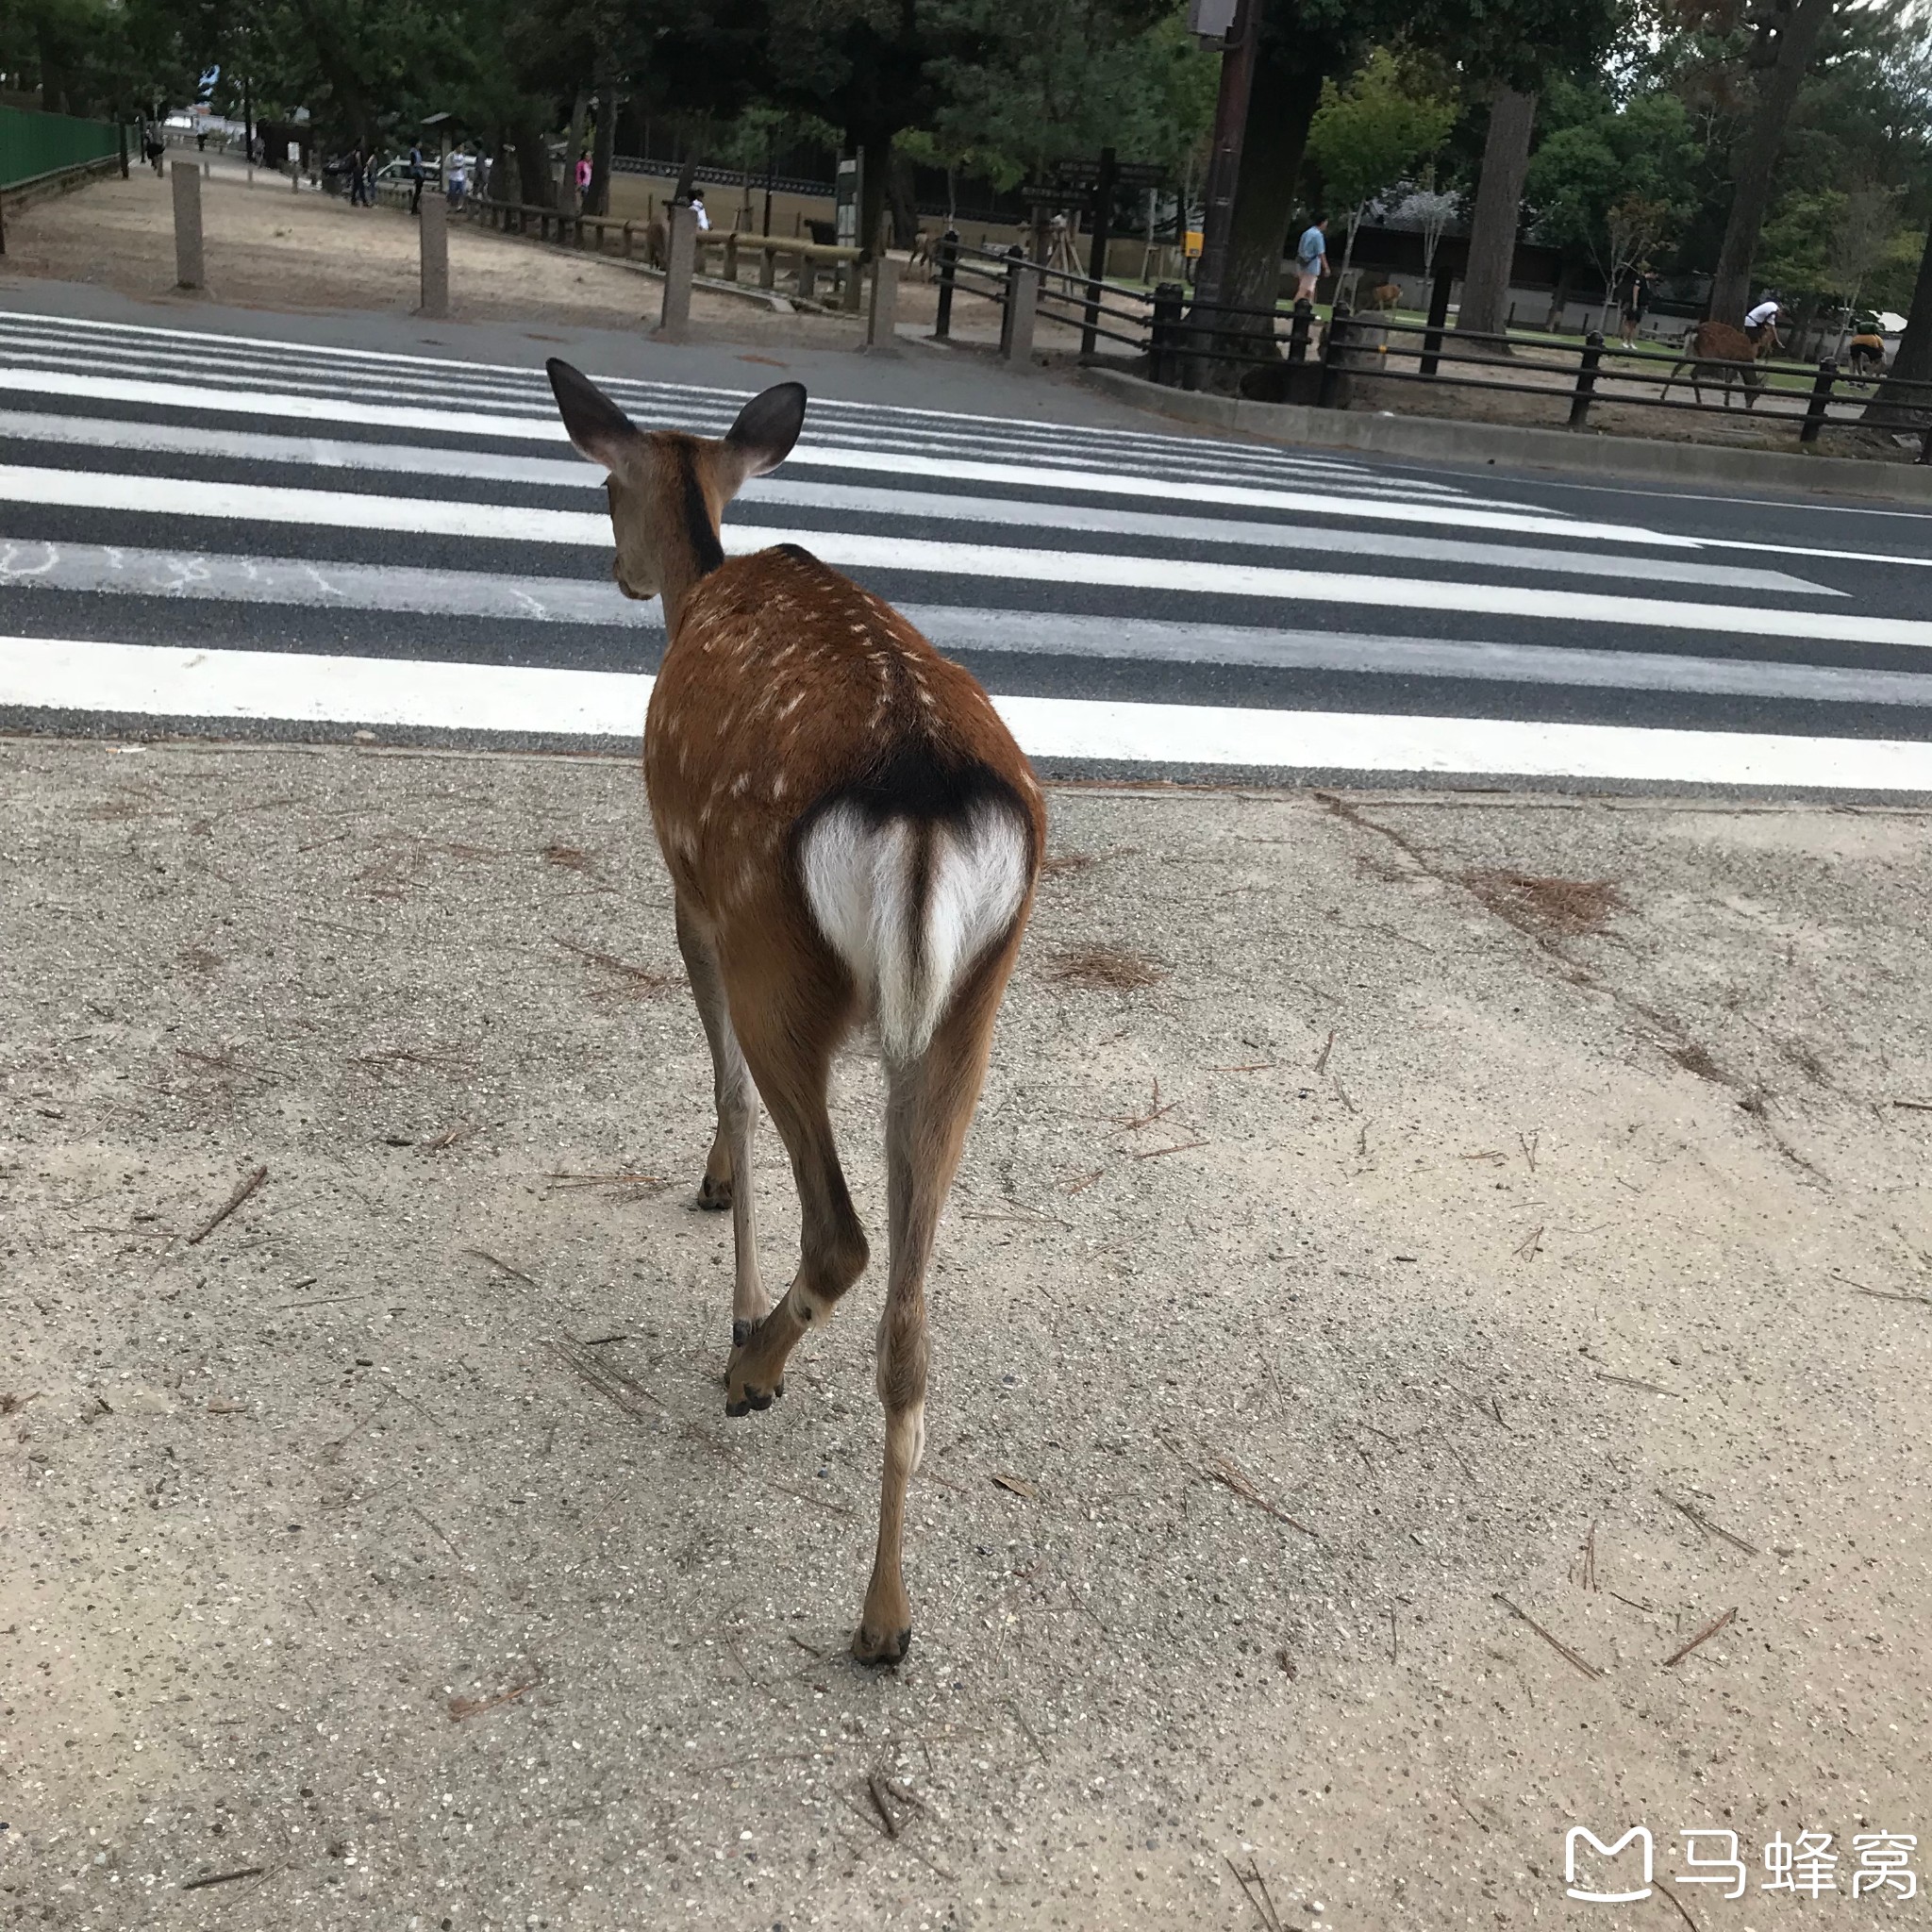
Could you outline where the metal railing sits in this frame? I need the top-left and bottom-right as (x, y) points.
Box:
(929, 232), (1157, 358)
(1149, 292), (1932, 460)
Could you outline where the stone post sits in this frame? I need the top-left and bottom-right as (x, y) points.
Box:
(171, 159), (204, 291)
(866, 251), (900, 350)
(418, 190), (448, 319)
(1002, 260), (1039, 363)
(658, 203), (696, 341)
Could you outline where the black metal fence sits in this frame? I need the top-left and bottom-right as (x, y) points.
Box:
(923, 224), (1931, 464)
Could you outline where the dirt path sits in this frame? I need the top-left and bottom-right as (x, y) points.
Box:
(6, 739), (1931, 1927)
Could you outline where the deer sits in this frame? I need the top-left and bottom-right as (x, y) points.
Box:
(544, 359), (1045, 1665)
(1668, 319), (1776, 409)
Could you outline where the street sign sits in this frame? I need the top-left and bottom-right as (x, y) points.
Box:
(1053, 157), (1164, 189)
(1188, 0), (1239, 34)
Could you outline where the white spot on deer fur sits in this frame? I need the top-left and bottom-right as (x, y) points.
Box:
(799, 799), (1029, 1065)
(778, 693), (805, 721)
(730, 773), (750, 797)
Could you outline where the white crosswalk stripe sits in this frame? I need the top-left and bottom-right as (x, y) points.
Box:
(4, 308), (1932, 791)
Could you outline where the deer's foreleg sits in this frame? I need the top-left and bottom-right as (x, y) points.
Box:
(675, 898), (768, 1341)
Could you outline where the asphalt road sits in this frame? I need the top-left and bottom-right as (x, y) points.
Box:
(3, 304), (1932, 790)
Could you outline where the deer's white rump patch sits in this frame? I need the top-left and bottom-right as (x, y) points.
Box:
(799, 800), (1029, 1064)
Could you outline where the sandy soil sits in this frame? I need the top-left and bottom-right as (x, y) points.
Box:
(6, 737), (1932, 1928)
(0, 166), (1092, 358)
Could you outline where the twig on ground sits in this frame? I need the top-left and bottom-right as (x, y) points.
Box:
(543, 1172), (668, 1192)
(1889, 1098), (1932, 1111)
(1208, 1060), (1275, 1073)
(448, 1664), (543, 1720)
(1519, 1130), (1540, 1173)
(1131, 1138), (1210, 1161)
(1579, 1520), (1599, 1593)
(1060, 1168), (1105, 1196)
(187, 1165), (266, 1245)
(1226, 1855), (1287, 1932)
(1512, 1225), (1544, 1261)
(465, 1247), (545, 1292)
(553, 935), (679, 997)
(1007, 1697), (1048, 1761)
(1102, 1079), (1176, 1131)
(1595, 1369), (1680, 1397)
(1206, 1454), (1319, 1539)
(1314, 1028), (1335, 1074)
(1654, 1878), (1703, 1932)
(179, 1867), (267, 1891)
(1493, 1592), (1604, 1679)
(1662, 1607), (1738, 1668)
(1657, 1491), (1759, 1556)
(865, 1770), (904, 1840)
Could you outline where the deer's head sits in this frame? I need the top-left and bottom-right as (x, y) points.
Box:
(546, 360), (806, 607)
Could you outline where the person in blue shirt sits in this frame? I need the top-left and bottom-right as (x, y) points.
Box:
(1295, 216), (1328, 304)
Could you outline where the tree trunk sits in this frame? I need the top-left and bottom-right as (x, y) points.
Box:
(846, 126), (901, 258)
(514, 115), (556, 209)
(887, 147), (918, 248)
(561, 89), (589, 216)
(1707, 0), (1836, 325)
(1223, 46), (1327, 325)
(1863, 213), (1932, 425)
(588, 42), (618, 218)
(1456, 87), (1536, 339)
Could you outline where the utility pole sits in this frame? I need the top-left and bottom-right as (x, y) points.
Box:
(1188, 0), (1258, 324)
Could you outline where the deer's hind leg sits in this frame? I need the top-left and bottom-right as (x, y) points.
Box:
(674, 897), (769, 1345)
(855, 929), (1022, 1667)
(720, 944), (871, 1417)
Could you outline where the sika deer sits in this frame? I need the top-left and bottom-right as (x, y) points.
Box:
(1668, 319), (1776, 409)
(546, 360), (1045, 1664)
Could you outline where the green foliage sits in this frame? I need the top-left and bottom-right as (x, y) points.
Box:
(1304, 46), (1456, 218)
(1525, 88), (1699, 261)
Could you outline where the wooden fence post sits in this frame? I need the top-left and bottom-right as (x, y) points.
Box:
(418, 190), (448, 319)
(1568, 329), (1604, 429)
(171, 159), (204, 291)
(1800, 357), (1838, 445)
(933, 229), (958, 340)
(658, 203), (696, 341)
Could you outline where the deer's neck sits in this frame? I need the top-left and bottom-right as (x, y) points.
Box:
(658, 447), (726, 635)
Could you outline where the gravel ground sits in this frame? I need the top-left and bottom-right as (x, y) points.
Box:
(5, 737), (1932, 1930)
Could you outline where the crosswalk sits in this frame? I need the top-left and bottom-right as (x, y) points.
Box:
(4, 308), (1932, 791)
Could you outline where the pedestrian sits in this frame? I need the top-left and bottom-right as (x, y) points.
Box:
(347, 143), (368, 207)
(1294, 214), (1328, 305)
(143, 125), (164, 175)
(575, 152), (591, 208)
(1743, 292), (1782, 349)
(691, 188), (710, 233)
(1619, 262), (1654, 346)
(408, 141), (425, 215)
(447, 152), (467, 211)
(475, 152), (492, 205)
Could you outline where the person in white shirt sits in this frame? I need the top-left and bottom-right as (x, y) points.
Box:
(691, 190), (710, 232)
(1743, 295), (1782, 345)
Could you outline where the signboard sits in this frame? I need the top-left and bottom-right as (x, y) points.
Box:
(1187, 0), (1239, 34)
(834, 156), (859, 250)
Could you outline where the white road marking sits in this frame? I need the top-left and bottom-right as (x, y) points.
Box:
(0, 413), (1812, 590)
(0, 370), (1688, 544)
(5, 633), (1930, 788)
(0, 464), (1904, 642)
(7, 543), (1907, 706)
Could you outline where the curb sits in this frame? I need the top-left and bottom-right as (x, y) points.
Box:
(1078, 364), (1932, 507)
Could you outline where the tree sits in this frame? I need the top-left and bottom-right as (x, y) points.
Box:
(1215, 0), (1615, 348)
(1707, 0), (1837, 324)
(1455, 85), (1536, 336)
(1863, 208), (1932, 424)
(1390, 182), (1457, 283)
(1525, 89), (1698, 318)
(1303, 46), (1454, 282)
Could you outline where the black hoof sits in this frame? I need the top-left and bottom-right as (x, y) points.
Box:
(697, 1174), (732, 1211)
(724, 1396), (751, 1418)
(732, 1318), (753, 1347)
(853, 1625), (912, 1667)
(747, 1389), (774, 1412)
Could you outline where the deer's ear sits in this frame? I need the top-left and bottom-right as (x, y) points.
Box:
(724, 382), (807, 479)
(547, 358), (639, 470)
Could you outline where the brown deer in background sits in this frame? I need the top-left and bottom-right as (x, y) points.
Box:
(546, 360), (1045, 1664)
(1669, 319), (1777, 409)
